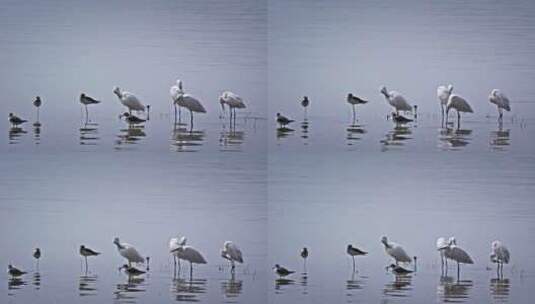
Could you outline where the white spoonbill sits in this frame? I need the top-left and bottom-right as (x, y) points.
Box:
(446, 94), (473, 126)
(380, 86), (412, 115)
(437, 84), (454, 117)
(169, 236), (187, 271)
(170, 245), (207, 278)
(113, 86), (145, 114)
(113, 237), (144, 266)
(489, 89), (511, 120)
(444, 237), (474, 278)
(490, 240), (510, 277)
(381, 236), (412, 265)
(170, 80), (184, 124)
(80, 93), (101, 120)
(221, 241), (244, 273)
(220, 91), (246, 121)
(173, 80), (207, 129)
(437, 237), (449, 271)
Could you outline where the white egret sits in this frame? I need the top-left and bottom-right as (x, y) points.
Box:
(169, 236), (187, 272)
(273, 264), (294, 278)
(170, 245), (207, 278)
(80, 93), (101, 120)
(446, 94), (473, 126)
(220, 91), (246, 123)
(9, 113), (27, 127)
(437, 84), (454, 117)
(444, 237), (474, 279)
(113, 237), (144, 266)
(381, 236), (412, 265)
(490, 240), (510, 277)
(80, 245), (100, 271)
(276, 113), (294, 128)
(380, 86), (412, 114)
(347, 93), (368, 121)
(347, 244), (367, 271)
(8, 265), (26, 277)
(113, 86), (145, 114)
(33, 248), (41, 269)
(489, 89), (511, 120)
(221, 241), (244, 273)
(170, 80), (183, 124)
(437, 237), (449, 271)
(173, 80), (207, 129)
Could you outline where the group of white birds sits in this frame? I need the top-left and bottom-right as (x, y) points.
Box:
(276, 85), (512, 128)
(272, 236), (511, 280)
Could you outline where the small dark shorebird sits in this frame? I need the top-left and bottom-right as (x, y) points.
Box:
(33, 248), (41, 269)
(300, 247), (308, 271)
(120, 112), (146, 124)
(8, 265), (27, 277)
(347, 93), (368, 120)
(9, 113), (27, 127)
(80, 245), (100, 270)
(79, 93), (101, 119)
(386, 263), (413, 275)
(276, 113), (294, 128)
(347, 244), (367, 271)
(274, 264), (295, 278)
(120, 264), (146, 276)
(33, 96), (42, 125)
(300, 96), (310, 118)
(391, 112), (413, 124)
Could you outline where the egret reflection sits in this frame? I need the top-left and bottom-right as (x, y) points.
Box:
(381, 123), (412, 151)
(221, 273), (243, 300)
(220, 125), (245, 152)
(438, 127), (473, 150)
(171, 277), (207, 302)
(490, 121), (510, 150)
(171, 126), (205, 152)
(115, 124), (147, 149)
(490, 278), (510, 303)
(437, 276), (473, 303)
(114, 275), (147, 303)
(383, 274), (412, 298)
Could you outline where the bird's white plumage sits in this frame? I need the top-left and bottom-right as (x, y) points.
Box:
(113, 237), (144, 264)
(380, 86), (412, 112)
(113, 87), (145, 112)
(437, 84), (454, 106)
(489, 89), (511, 112)
(222, 241), (244, 263)
(169, 236), (188, 260)
(381, 236), (411, 263)
(447, 94), (473, 113)
(220, 91), (246, 109)
(172, 246), (207, 264)
(444, 238), (474, 264)
(491, 240), (510, 264)
(176, 94), (207, 113)
(436, 237), (449, 250)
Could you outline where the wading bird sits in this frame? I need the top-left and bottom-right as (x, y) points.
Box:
(300, 247), (308, 271)
(490, 240), (510, 278)
(120, 112), (146, 124)
(220, 91), (246, 124)
(347, 244), (367, 272)
(113, 237), (144, 267)
(80, 93), (101, 120)
(437, 84), (454, 117)
(300, 96), (310, 118)
(444, 237), (474, 279)
(170, 245), (207, 278)
(273, 264), (295, 278)
(381, 236), (412, 265)
(446, 94), (473, 127)
(276, 113), (294, 128)
(221, 241), (244, 273)
(113, 86), (145, 114)
(33, 96), (42, 125)
(8, 265), (26, 277)
(33, 248), (41, 269)
(380, 86), (412, 115)
(169, 236), (187, 272)
(172, 80), (207, 129)
(347, 93), (368, 121)
(80, 245), (100, 271)
(489, 89), (511, 120)
(119, 264), (146, 276)
(9, 113), (27, 127)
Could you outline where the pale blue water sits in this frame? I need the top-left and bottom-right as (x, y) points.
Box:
(1, 0), (535, 303)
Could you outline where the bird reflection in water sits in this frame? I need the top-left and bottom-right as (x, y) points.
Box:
(8, 277), (27, 295)
(274, 277), (295, 294)
(115, 124), (147, 149)
(489, 121), (510, 151)
(300, 119), (309, 144)
(490, 278), (510, 303)
(346, 272), (367, 303)
(33, 124), (41, 144)
(32, 272), (41, 290)
(438, 127), (472, 150)
(276, 126), (294, 141)
(114, 275), (148, 303)
(436, 275), (473, 302)
(79, 122), (100, 146)
(347, 123), (366, 147)
(220, 124), (245, 152)
(8, 127), (27, 144)
(79, 274), (98, 297)
(221, 272), (243, 300)
(171, 277), (207, 302)
(383, 274), (412, 298)
(171, 125), (205, 152)
(381, 122), (412, 151)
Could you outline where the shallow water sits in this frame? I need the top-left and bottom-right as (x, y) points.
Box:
(2, 0), (535, 303)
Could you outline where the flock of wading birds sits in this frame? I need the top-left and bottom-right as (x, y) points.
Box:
(7, 80), (512, 132)
(8, 235), (511, 282)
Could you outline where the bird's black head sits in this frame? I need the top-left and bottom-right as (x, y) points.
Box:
(9, 113), (13, 117)
(80, 245), (85, 249)
(348, 93), (353, 98)
(81, 93), (85, 98)
(347, 244), (352, 249)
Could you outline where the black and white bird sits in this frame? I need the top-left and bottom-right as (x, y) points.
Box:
(119, 264), (146, 276)
(9, 113), (27, 127)
(33, 96), (42, 124)
(300, 96), (310, 118)
(273, 264), (295, 278)
(300, 247), (308, 271)
(33, 248), (41, 268)
(391, 112), (413, 124)
(8, 265), (27, 277)
(386, 264), (413, 275)
(276, 113), (294, 128)
(120, 112), (146, 124)
(80, 245), (100, 270)
(80, 93), (101, 119)
(347, 93), (368, 120)
(347, 244), (367, 271)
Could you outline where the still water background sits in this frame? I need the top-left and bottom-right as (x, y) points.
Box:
(1, 0), (535, 303)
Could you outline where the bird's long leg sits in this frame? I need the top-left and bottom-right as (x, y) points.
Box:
(457, 110), (461, 128)
(190, 110), (194, 131)
(37, 108), (40, 123)
(457, 262), (460, 281)
(231, 261), (235, 274)
(352, 256), (356, 272)
(498, 108), (503, 121)
(85, 105), (89, 123)
(85, 257), (88, 272)
(189, 262), (193, 280)
(173, 256), (177, 274)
